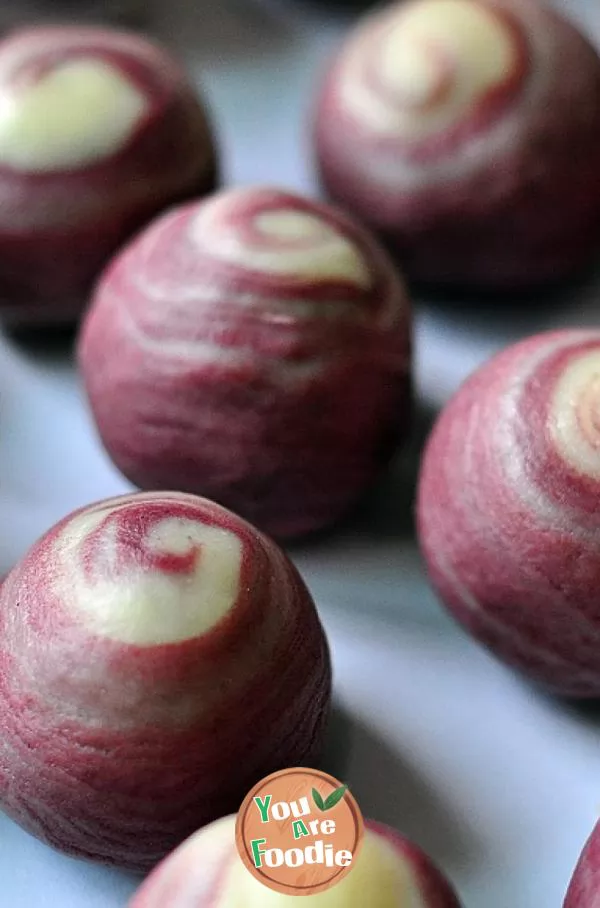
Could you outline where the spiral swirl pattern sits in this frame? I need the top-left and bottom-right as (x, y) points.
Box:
(315, 0), (600, 286)
(418, 330), (600, 696)
(336, 0), (524, 149)
(112, 186), (407, 363)
(79, 187), (411, 538)
(130, 818), (461, 908)
(0, 491), (331, 869)
(51, 492), (244, 645)
(564, 822), (600, 908)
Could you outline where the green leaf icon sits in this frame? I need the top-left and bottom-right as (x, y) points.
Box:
(312, 788), (326, 811)
(323, 784), (348, 811)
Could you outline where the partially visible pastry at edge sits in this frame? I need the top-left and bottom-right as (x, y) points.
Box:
(0, 25), (217, 325)
(315, 0), (600, 289)
(418, 329), (600, 697)
(129, 817), (462, 907)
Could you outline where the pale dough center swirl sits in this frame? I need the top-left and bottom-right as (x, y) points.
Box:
(341, 0), (520, 140)
(51, 495), (243, 646)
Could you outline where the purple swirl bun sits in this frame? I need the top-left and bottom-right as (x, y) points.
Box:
(418, 329), (600, 696)
(0, 25), (217, 326)
(129, 817), (462, 908)
(78, 186), (411, 539)
(0, 491), (331, 870)
(315, 0), (600, 289)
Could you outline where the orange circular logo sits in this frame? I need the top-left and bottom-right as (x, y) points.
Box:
(235, 767), (364, 896)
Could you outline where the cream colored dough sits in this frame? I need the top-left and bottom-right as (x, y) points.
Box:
(0, 58), (146, 171)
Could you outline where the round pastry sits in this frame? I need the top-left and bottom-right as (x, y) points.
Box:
(0, 491), (331, 870)
(78, 185), (411, 540)
(129, 816), (462, 907)
(0, 25), (217, 326)
(564, 822), (600, 908)
(418, 329), (600, 697)
(315, 0), (600, 289)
